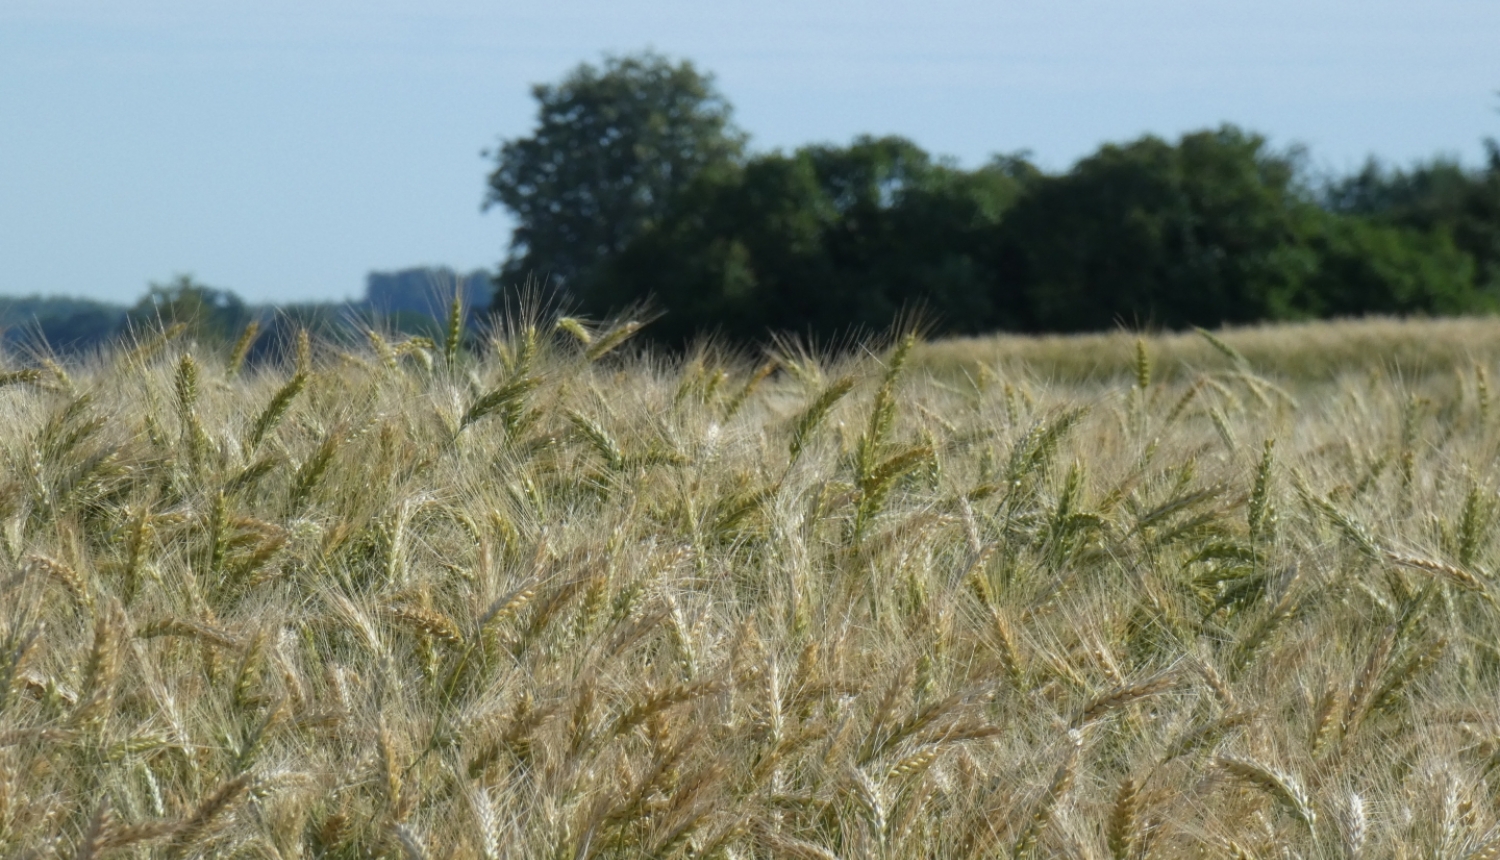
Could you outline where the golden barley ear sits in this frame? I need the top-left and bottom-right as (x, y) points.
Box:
(165, 773), (253, 858)
(1218, 755), (1316, 834)
(1107, 776), (1141, 860)
(1013, 730), (1083, 858)
(70, 800), (114, 860)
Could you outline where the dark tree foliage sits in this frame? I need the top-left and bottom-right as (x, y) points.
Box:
(1299, 214), (1483, 317)
(485, 52), (746, 295)
(1325, 142), (1500, 295)
(993, 127), (1320, 332)
(590, 136), (1027, 344)
(0, 296), (126, 353)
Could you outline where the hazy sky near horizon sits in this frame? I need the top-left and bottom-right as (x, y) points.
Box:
(3, 0), (1498, 304)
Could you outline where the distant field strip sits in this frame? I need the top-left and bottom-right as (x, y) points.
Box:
(922, 314), (1500, 381)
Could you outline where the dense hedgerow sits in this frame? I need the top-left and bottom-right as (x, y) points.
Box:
(3, 314), (1500, 858)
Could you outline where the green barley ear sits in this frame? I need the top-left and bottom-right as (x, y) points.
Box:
(1195, 326), (1248, 368)
(120, 504), (153, 604)
(288, 428), (342, 511)
(0, 368), (45, 390)
(789, 375), (856, 460)
(1006, 407), (1087, 488)
(226, 321), (260, 377)
(1476, 363), (1491, 426)
(865, 333), (917, 454)
(555, 317), (592, 346)
(518, 322), (538, 371)
(175, 354), (199, 416)
(854, 444), (934, 537)
(1457, 482), (1491, 569)
(1164, 377), (1206, 426)
(1248, 439), (1275, 541)
(176, 355), (208, 472)
(1133, 338), (1151, 390)
(247, 371), (309, 451)
(567, 410), (624, 470)
(460, 374), (539, 434)
(724, 360), (777, 419)
(444, 292), (464, 372)
(124, 321), (187, 367)
(585, 320), (643, 361)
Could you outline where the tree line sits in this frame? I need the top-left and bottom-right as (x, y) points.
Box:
(487, 52), (1500, 344)
(0, 269), (492, 357)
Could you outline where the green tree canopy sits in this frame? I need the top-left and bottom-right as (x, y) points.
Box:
(485, 52), (746, 294)
(1299, 213), (1482, 317)
(591, 136), (1028, 343)
(1324, 143), (1500, 294)
(993, 126), (1320, 332)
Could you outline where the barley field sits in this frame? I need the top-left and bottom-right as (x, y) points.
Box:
(4, 313), (1500, 859)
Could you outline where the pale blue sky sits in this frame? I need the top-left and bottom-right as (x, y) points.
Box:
(2, 0), (1497, 304)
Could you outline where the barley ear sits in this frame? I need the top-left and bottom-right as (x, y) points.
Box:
(1218, 755), (1315, 834)
(1476, 362), (1492, 426)
(165, 773), (252, 858)
(71, 801), (114, 860)
(1248, 438), (1275, 540)
(1013, 730), (1083, 858)
(1340, 792), (1366, 860)
(1195, 327), (1248, 367)
(789, 375), (856, 459)
(555, 316), (593, 346)
(444, 291), (465, 372)
(295, 328), (312, 375)
(1107, 776), (1141, 860)
(226, 321), (260, 377)
(247, 371), (309, 451)
(585, 320), (644, 361)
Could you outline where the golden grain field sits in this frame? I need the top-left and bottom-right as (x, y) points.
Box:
(4, 313), (1500, 858)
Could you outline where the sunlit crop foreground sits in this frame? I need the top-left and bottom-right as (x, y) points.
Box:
(5, 314), (1500, 858)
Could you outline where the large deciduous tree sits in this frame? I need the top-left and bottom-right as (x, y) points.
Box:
(485, 52), (746, 296)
